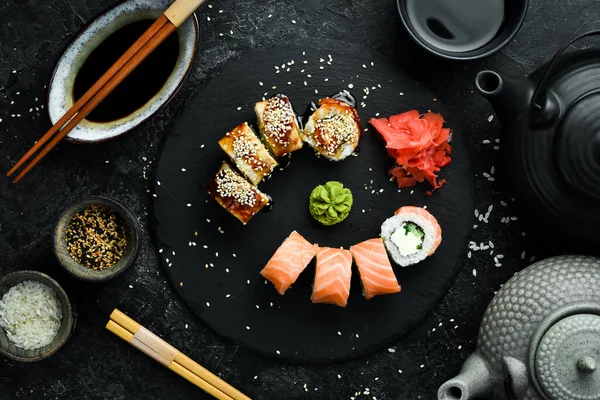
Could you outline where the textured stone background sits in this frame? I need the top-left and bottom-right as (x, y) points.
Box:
(1, 0), (599, 399)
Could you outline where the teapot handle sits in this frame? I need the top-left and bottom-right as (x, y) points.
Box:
(532, 29), (600, 110)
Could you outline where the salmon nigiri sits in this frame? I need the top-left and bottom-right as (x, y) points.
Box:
(350, 238), (401, 300)
(261, 231), (318, 295)
(311, 247), (353, 307)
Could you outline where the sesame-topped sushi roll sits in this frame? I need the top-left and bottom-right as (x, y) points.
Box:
(207, 162), (270, 225)
(303, 96), (361, 161)
(218, 122), (278, 185)
(255, 95), (303, 158)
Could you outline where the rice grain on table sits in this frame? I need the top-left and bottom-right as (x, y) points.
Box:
(0, 280), (62, 350)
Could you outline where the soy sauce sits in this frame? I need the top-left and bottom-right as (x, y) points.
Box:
(73, 19), (180, 123)
(263, 195), (275, 213)
(406, 0), (504, 53)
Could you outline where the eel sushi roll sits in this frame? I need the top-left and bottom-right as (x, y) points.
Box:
(207, 162), (271, 225)
(380, 206), (442, 267)
(254, 95), (303, 158)
(302, 96), (361, 161)
(218, 122), (278, 185)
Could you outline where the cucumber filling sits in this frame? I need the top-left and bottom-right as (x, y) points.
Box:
(390, 222), (424, 256)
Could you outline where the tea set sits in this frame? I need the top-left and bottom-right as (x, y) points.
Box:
(3, 0), (600, 398)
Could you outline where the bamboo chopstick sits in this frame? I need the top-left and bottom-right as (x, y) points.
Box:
(106, 309), (251, 400)
(7, 0), (206, 183)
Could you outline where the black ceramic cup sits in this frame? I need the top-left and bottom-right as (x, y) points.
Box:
(397, 0), (529, 60)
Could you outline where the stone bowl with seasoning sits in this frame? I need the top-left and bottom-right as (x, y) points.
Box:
(53, 197), (140, 282)
(0, 270), (75, 362)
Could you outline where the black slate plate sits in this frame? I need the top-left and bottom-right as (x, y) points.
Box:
(151, 39), (474, 363)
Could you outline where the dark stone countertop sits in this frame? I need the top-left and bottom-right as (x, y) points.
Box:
(1, 0), (599, 399)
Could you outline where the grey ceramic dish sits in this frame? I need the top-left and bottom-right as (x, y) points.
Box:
(397, 0), (529, 60)
(0, 271), (75, 362)
(47, 0), (199, 143)
(53, 197), (140, 282)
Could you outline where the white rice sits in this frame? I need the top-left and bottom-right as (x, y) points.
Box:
(0, 280), (63, 350)
(381, 213), (437, 267)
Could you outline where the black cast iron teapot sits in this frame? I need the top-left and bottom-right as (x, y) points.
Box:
(475, 30), (600, 244)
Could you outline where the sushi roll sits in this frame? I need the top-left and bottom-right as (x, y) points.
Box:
(380, 206), (442, 267)
(255, 95), (303, 158)
(311, 247), (353, 307)
(350, 238), (401, 300)
(302, 96), (361, 161)
(218, 122), (278, 185)
(261, 231), (318, 295)
(207, 162), (270, 225)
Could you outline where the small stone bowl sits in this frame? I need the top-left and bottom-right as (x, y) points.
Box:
(53, 196), (140, 282)
(0, 271), (76, 362)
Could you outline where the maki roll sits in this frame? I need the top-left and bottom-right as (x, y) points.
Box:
(218, 122), (278, 185)
(254, 95), (303, 158)
(207, 162), (270, 225)
(302, 96), (361, 161)
(380, 206), (442, 267)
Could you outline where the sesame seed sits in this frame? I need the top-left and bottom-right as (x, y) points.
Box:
(206, 302), (210, 307)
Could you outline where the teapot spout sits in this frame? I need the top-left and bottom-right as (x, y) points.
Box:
(475, 70), (535, 125)
(438, 352), (493, 400)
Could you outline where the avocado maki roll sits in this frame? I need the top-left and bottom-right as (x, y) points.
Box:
(207, 162), (270, 225)
(255, 95), (303, 158)
(218, 122), (278, 185)
(380, 206), (442, 267)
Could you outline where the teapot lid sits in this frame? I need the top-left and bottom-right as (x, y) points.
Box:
(556, 93), (600, 200)
(534, 313), (600, 399)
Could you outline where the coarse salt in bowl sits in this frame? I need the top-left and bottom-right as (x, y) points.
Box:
(0, 271), (75, 362)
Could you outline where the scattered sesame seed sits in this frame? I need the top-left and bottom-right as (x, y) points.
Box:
(246, 326), (250, 330)
(276, 350), (280, 355)
(206, 302), (210, 307)
(187, 203), (192, 207)
(291, 19), (296, 24)
(181, 168), (186, 172)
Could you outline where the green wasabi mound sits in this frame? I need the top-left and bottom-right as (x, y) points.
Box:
(309, 181), (353, 226)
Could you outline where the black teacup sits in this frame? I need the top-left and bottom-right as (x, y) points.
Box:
(397, 0), (529, 60)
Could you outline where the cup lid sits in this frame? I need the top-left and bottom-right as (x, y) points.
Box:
(535, 313), (600, 400)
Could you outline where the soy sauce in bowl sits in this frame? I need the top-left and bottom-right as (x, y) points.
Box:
(73, 19), (180, 123)
(406, 0), (504, 53)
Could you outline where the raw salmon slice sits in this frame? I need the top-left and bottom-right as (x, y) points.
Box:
(261, 231), (318, 295)
(350, 238), (401, 300)
(311, 247), (353, 307)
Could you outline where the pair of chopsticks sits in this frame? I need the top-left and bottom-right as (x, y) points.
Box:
(6, 0), (205, 183)
(107, 309), (251, 400)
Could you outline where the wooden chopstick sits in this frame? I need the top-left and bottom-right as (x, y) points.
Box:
(106, 309), (251, 400)
(5, 15), (169, 180)
(7, 0), (205, 183)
